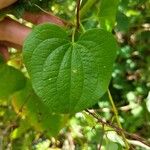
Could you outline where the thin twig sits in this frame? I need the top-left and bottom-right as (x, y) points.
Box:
(76, 0), (81, 30)
(86, 109), (150, 148)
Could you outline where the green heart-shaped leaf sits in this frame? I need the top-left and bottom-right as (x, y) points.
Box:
(23, 23), (118, 114)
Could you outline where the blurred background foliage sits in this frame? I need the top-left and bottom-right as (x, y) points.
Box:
(0, 0), (150, 149)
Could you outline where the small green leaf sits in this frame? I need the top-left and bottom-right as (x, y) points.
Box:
(0, 64), (26, 98)
(12, 81), (68, 137)
(23, 23), (118, 114)
(98, 0), (119, 31)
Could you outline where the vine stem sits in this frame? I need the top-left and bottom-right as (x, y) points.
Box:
(108, 89), (130, 149)
(76, 0), (81, 30)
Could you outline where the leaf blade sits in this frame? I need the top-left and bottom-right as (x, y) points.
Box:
(23, 24), (118, 114)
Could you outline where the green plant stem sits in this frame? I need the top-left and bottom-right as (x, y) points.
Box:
(108, 89), (130, 149)
(80, 0), (97, 19)
(72, 28), (76, 43)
